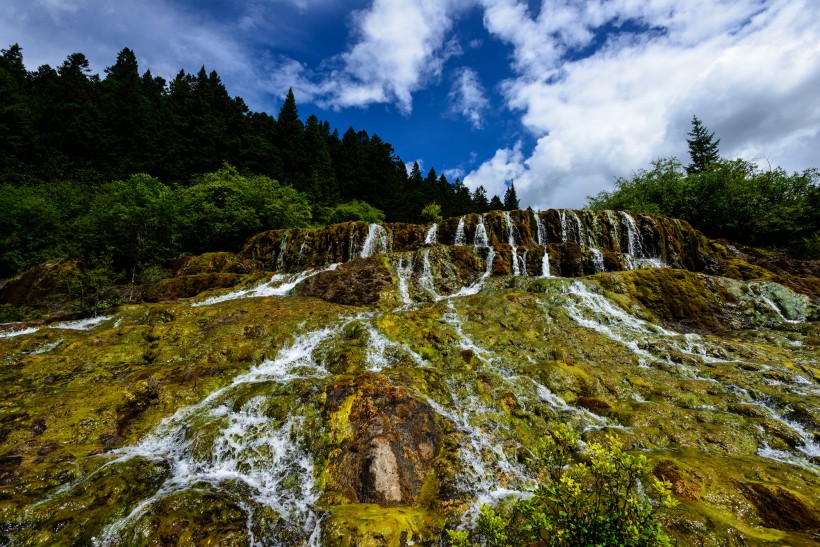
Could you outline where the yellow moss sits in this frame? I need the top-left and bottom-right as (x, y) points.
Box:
(322, 504), (444, 547)
(328, 393), (357, 445)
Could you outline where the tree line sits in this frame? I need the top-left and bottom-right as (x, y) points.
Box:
(587, 116), (819, 257)
(0, 44), (515, 228)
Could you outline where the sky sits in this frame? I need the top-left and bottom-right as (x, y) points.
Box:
(3, 0), (819, 209)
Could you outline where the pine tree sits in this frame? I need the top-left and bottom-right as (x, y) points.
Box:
(503, 181), (520, 210)
(473, 185), (489, 212)
(489, 195), (504, 211)
(686, 115), (720, 174)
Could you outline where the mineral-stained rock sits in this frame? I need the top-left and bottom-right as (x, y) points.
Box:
(324, 373), (442, 506)
(296, 257), (393, 306)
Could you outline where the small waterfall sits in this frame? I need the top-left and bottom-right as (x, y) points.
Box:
(449, 247), (496, 299)
(570, 210), (586, 247)
(605, 210), (622, 252)
(560, 210), (568, 243)
(275, 232), (288, 271)
(591, 248), (605, 273)
(519, 248), (528, 276)
(424, 223), (438, 245)
(621, 211), (644, 259)
(473, 215), (489, 247)
(454, 217), (466, 246)
(502, 211), (520, 276)
(533, 211), (547, 246)
(541, 249), (551, 277)
(365, 321), (425, 372)
(395, 253), (414, 305)
(419, 248), (439, 299)
(360, 223), (389, 258)
(296, 233), (310, 268)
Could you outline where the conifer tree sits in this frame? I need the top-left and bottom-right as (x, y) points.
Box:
(503, 181), (520, 210)
(686, 115), (720, 174)
(473, 185), (489, 212)
(489, 195), (504, 210)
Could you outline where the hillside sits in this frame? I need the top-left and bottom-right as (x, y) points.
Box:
(1, 209), (819, 545)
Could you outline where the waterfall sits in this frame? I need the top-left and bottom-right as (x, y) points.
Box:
(419, 248), (439, 298)
(454, 217), (466, 245)
(360, 223), (389, 258)
(473, 215), (489, 247)
(296, 233), (310, 269)
(502, 211), (520, 276)
(541, 249), (551, 277)
(275, 232), (288, 271)
(395, 253), (414, 305)
(591, 248), (605, 273)
(424, 223), (438, 245)
(560, 210), (568, 243)
(621, 211), (644, 259)
(94, 324), (347, 545)
(533, 211), (547, 246)
(570, 210), (586, 247)
(605, 210), (622, 252)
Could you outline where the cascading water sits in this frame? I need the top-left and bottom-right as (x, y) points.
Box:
(454, 216), (466, 246)
(275, 232), (288, 271)
(395, 253), (414, 305)
(360, 223), (389, 258)
(591, 248), (605, 273)
(621, 211), (644, 259)
(193, 264), (340, 306)
(424, 223), (438, 245)
(92, 323), (348, 545)
(570, 210), (586, 247)
(533, 211), (550, 277)
(502, 211), (521, 276)
(473, 215), (489, 247)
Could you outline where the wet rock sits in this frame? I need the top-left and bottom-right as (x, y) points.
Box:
(297, 257), (393, 306)
(325, 374), (442, 506)
(737, 482), (820, 531)
(145, 272), (243, 301)
(652, 460), (701, 500)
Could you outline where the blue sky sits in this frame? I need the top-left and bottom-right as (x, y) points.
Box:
(3, 0), (819, 208)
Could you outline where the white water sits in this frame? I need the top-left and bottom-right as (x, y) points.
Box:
(454, 217), (466, 246)
(193, 264), (340, 306)
(95, 324), (346, 545)
(424, 223), (438, 245)
(360, 223), (389, 258)
(395, 253), (414, 305)
(621, 211), (644, 259)
(541, 249), (551, 277)
(591, 248), (605, 273)
(533, 211), (547, 246)
(473, 215), (489, 247)
(49, 315), (115, 330)
(605, 210), (622, 252)
(275, 233), (288, 271)
(365, 321), (425, 372)
(571, 210), (586, 247)
(502, 212), (520, 276)
(0, 326), (39, 338)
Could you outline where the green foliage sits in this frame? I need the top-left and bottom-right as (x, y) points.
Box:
(421, 202), (443, 223)
(503, 182), (520, 210)
(324, 200), (386, 224)
(686, 115), (720, 174)
(587, 157), (819, 254)
(452, 425), (676, 547)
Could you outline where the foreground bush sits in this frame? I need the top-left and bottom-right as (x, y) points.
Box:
(450, 425), (676, 546)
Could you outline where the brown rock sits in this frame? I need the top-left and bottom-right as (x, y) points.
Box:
(297, 257), (392, 306)
(325, 374), (442, 506)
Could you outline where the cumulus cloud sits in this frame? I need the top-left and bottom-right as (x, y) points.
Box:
(448, 67), (490, 128)
(464, 0), (820, 209)
(271, 0), (474, 113)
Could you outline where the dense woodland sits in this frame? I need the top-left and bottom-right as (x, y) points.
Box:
(0, 44), (520, 281)
(1, 44), (817, 300)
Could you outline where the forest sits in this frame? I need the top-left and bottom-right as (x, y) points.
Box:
(0, 44), (519, 282)
(1, 44), (817, 299)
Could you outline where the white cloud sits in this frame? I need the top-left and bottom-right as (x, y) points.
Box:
(271, 0), (474, 113)
(448, 67), (490, 128)
(463, 142), (525, 198)
(465, 0), (820, 209)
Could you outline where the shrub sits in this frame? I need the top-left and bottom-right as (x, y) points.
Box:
(451, 424), (676, 546)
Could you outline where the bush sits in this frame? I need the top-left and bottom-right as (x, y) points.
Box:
(421, 202), (443, 223)
(324, 200), (385, 224)
(450, 425), (676, 546)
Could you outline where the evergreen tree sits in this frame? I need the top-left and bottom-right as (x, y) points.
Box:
(503, 181), (520, 210)
(473, 185), (489, 212)
(276, 88), (306, 190)
(489, 195), (504, 210)
(686, 115), (720, 174)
